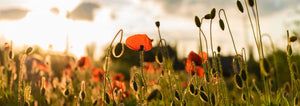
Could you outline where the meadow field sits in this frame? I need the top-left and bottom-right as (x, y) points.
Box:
(1, 0), (300, 105)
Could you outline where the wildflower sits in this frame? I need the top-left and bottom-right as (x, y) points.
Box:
(91, 67), (104, 82)
(185, 51), (207, 77)
(77, 56), (91, 70)
(37, 63), (50, 72)
(125, 34), (152, 51)
(112, 73), (125, 82)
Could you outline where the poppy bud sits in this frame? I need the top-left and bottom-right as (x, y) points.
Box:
(240, 69), (247, 81)
(248, 0), (254, 7)
(241, 93), (246, 102)
(132, 81), (138, 92)
(112, 43), (124, 58)
(295, 96), (299, 106)
(289, 34), (297, 42)
(219, 19), (225, 31)
(189, 84), (195, 95)
(147, 89), (162, 101)
(234, 74), (244, 89)
(41, 88), (45, 96)
(199, 91), (208, 103)
(211, 93), (216, 105)
(200, 86), (204, 91)
(25, 47), (33, 55)
(236, 0), (244, 13)
(105, 92), (110, 104)
(175, 90), (180, 101)
(155, 21), (160, 28)
(195, 16), (201, 28)
(64, 89), (70, 96)
(217, 46), (221, 52)
(204, 14), (211, 19)
(210, 8), (216, 19)
(93, 100), (98, 106)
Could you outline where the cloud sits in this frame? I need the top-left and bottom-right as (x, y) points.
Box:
(0, 8), (28, 21)
(66, 2), (101, 21)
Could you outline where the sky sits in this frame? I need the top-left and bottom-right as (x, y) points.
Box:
(0, 0), (299, 59)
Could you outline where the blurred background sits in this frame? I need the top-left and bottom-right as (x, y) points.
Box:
(0, 0), (300, 59)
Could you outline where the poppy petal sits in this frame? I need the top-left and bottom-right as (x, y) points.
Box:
(199, 52), (207, 63)
(187, 51), (202, 65)
(125, 34), (152, 51)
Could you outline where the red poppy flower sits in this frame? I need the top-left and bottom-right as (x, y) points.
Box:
(112, 80), (126, 91)
(77, 57), (91, 70)
(144, 62), (155, 73)
(185, 51), (207, 77)
(37, 63), (50, 72)
(113, 73), (125, 81)
(125, 34), (152, 51)
(91, 67), (105, 82)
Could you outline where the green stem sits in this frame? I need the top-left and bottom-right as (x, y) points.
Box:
(218, 9), (238, 55)
(254, 0), (264, 59)
(241, 48), (250, 105)
(242, 0), (261, 59)
(140, 50), (147, 103)
(103, 29), (123, 104)
(262, 34), (279, 89)
(286, 30), (295, 103)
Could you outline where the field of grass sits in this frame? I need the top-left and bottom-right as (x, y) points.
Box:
(0, 0), (300, 105)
